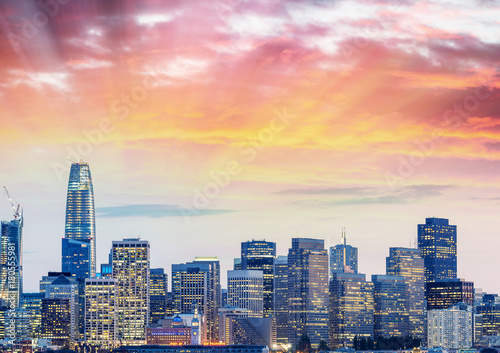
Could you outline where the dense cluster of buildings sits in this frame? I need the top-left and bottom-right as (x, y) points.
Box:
(0, 162), (498, 352)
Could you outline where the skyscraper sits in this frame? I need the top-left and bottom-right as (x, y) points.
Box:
(241, 240), (276, 317)
(426, 278), (474, 310)
(330, 228), (358, 276)
(172, 257), (221, 343)
(64, 162), (96, 278)
(418, 217), (457, 282)
(112, 238), (150, 343)
(427, 303), (473, 349)
(0, 217), (23, 308)
(273, 255), (288, 345)
(372, 275), (409, 338)
(150, 268), (168, 325)
(329, 273), (374, 349)
(41, 298), (72, 347)
(386, 247), (426, 339)
(288, 238), (329, 348)
(62, 238), (91, 280)
(227, 270), (264, 318)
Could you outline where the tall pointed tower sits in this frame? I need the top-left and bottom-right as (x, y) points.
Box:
(63, 162), (96, 278)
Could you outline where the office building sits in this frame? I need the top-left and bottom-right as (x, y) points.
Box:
(115, 344), (270, 353)
(241, 240), (276, 316)
(288, 238), (329, 348)
(418, 217), (457, 282)
(273, 255), (288, 345)
(386, 247), (426, 339)
(64, 162), (96, 278)
(426, 279), (474, 310)
(372, 275), (409, 338)
(330, 228), (358, 276)
(62, 238), (91, 280)
(20, 293), (44, 339)
(172, 257), (221, 343)
(0, 217), (23, 308)
(146, 315), (192, 345)
(150, 268), (168, 325)
(475, 293), (500, 337)
(84, 278), (117, 348)
(329, 273), (374, 349)
(227, 270), (264, 318)
(218, 307), (273, 346)
(41, 298), (72, 347)
(112, 238), (150, 343)
(427, 303), (472, 349)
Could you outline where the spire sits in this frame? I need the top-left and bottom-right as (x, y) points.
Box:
(341, 226), (346, 246)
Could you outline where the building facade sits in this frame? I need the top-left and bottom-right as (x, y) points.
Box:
(329, 273), (374, 349)
(426, 279), (474, 310)
(227, 270), (264, 318)
(241, 240), (276, 316)
(41, 298), (72, 347)
(330, 229), (358, 276)
(62, 238), (91, 280)
(273, 255), (288, 345)
(427, 303), (473, 349)
(64, 162), (96, 278)
(112, 238), (150, 343)
(150, 268), (168, 325)
(288, 238), (329, 348)
(386, 247), (426, 339)
(0, 217), (23, 308)
(418, 217), (457, 282)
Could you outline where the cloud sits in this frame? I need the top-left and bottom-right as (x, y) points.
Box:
(96, 204), (232, 218)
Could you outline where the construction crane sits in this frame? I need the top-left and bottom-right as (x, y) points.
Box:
(3, 186), (21, 220)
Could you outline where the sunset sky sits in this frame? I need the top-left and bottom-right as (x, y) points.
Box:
(1, 0), (499, 293)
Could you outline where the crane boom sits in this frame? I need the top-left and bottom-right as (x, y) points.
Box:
(3, 186), (21, 220)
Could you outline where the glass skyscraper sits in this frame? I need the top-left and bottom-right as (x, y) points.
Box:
(418, 217), (457, 282)
(0, 217), (23, 308)
(273, 255), (288, 345)
(241, 240), (276, 316)
(227, 270), (264, 318)
(288, 238), (329, 348)
(64, 162), (96, 278)
(330, 229), (358, 276)
(62, 238), (91, 280)
(149, 268), (168, 325)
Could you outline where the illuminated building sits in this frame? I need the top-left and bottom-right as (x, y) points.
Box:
(64, 162), (96, 278)
(41, 298), (71, 347)
(112, 238), (150, 343)
(218, 307), (273, 346)
(39, 272), (75, 293)
(273, 255), (288, 344)
(372, 275), (409, 337)
(150, 268), (168, 325)
(146, 315), (191, 345)
(418, 217), (457, 282)
(62, 238), (91, 280)
(329, 228), (358, 276)
(84, 278), (117, 348)
(114, 344), (270, 353)
(241, 240), (276, 316)
(386, 247), (426, 339)
(474, 293), (500, 337)
(287, 238), (329, 348)
(0, 217), (23, 308)
(329, 272), (374, 349)
(44, 274), (80, 341)
(20, 293), (44, 339)
(427, 303), (472, 349)
(227, 270), (263, 318)
(426, 278), (474, 310)
(172, 258), (221, 343)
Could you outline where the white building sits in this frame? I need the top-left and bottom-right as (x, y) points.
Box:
(84, 278), (117, 348)
(428, 303), (473, 349)
(227, 270), (263, 318)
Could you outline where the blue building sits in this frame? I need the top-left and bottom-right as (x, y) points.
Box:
(62, 238), (91, 280)
(418, 217), (457, 282)
(0, 217), (23, 308)
(64, 162), (96, 278)
(330, 228), (358, 276)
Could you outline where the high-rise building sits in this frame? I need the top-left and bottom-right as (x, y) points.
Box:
(241, 240), (276, 317)
(418, 217), (457, 282)
(20, 293), (44, 339)
(475, 293), (500, 337)
(40, 272), (75, 293)
(41, 298), (72, 347)
(0, 217), (23, 308)
(64, 162), (96, 278)
(426, 279), (474, 310)
(112, 238), (150, 343)
(386, 247), (426, 339)
(288, 238), (329, 348)
(227, 270), (264, 318)
(427, 303), (473, 349)
(273, 255), (288, 345)
(329, 273), (374, 349)
(62, 238), (91, 280)
(330, 228), (358, 276)
(372, 275), (409, 338)
(84, 278), (117, 348)
(218, 307), (273, 346)
(172, 257), (221, 343)
(150, 268), (168, 325)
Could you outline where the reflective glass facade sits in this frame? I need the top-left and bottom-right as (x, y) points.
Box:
(418, 218), (457, 282)
(386, 247), (426, 339)
(330, 232), (358, 276)
(20, 292), (44, 339)
(41, 298), (71, 347)
(476, 294), (500, 336)
(273, 255), (288, 344)
(64, 162), (96, 278)
(0, 218), (23, 308)
(62, 238), (91, 280)
(287, 238), (329, 348)
(150, 268), (168, 325)
(426, 279), (474, 310)
(241, 240), (276, 316)
(228, 270), (264, 318)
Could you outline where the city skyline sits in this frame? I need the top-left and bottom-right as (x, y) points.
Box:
(0, 0), (499, 297)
